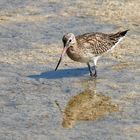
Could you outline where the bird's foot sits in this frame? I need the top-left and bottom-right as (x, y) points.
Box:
(93, 73), (97, 77)
(90, 72), (97, 78)
(87, 63), (97, 78)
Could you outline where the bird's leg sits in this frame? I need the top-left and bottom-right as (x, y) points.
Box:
(93, 66), (97, 77)
(87, 63), (94, 77)
(92, 57), (99, 77)
(87, 63), (97, 77)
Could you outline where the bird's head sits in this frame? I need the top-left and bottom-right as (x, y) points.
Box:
(62, 33), (76, 48)
(55, 33), (76, 71)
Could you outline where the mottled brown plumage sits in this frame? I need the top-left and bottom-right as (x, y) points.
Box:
(55, 30), (128, 77)
(76, 31), (128, 55)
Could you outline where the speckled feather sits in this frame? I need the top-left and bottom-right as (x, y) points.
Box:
(55, 30), (128, 76)
(76, 30), (128, 55)
(62, 30), (129, 64)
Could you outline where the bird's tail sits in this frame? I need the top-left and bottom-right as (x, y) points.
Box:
(118, 30), (129, 37)
(111, 30), (129, 38)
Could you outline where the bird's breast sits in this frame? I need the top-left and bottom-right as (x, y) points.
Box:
(66, 47), (91, 63)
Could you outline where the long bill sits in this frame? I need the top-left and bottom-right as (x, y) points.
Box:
(55, 47), (68, 71)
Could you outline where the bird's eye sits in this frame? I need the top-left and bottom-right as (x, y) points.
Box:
(69, 39), (72, 42)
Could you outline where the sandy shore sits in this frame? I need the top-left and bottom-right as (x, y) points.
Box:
(0, 0), (140, 139)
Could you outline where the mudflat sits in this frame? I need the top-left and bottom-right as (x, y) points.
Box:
(0, 0), (140, 140)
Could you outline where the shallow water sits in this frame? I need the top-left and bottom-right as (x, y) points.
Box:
(0, 0), (140, 140)
(60, 90), (118, 128)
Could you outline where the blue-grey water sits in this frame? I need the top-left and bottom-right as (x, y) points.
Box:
(0, 0), (140, 140)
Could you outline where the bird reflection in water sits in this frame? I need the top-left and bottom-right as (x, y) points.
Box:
(55, 80), (119, 128)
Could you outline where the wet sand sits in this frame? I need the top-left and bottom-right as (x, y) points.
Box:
(0, 0), (140, 139)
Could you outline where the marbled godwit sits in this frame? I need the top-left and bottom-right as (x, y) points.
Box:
(55, 30), (128, 77)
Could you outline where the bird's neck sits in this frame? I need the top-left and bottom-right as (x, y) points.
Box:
(68, 42), (78, 52)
